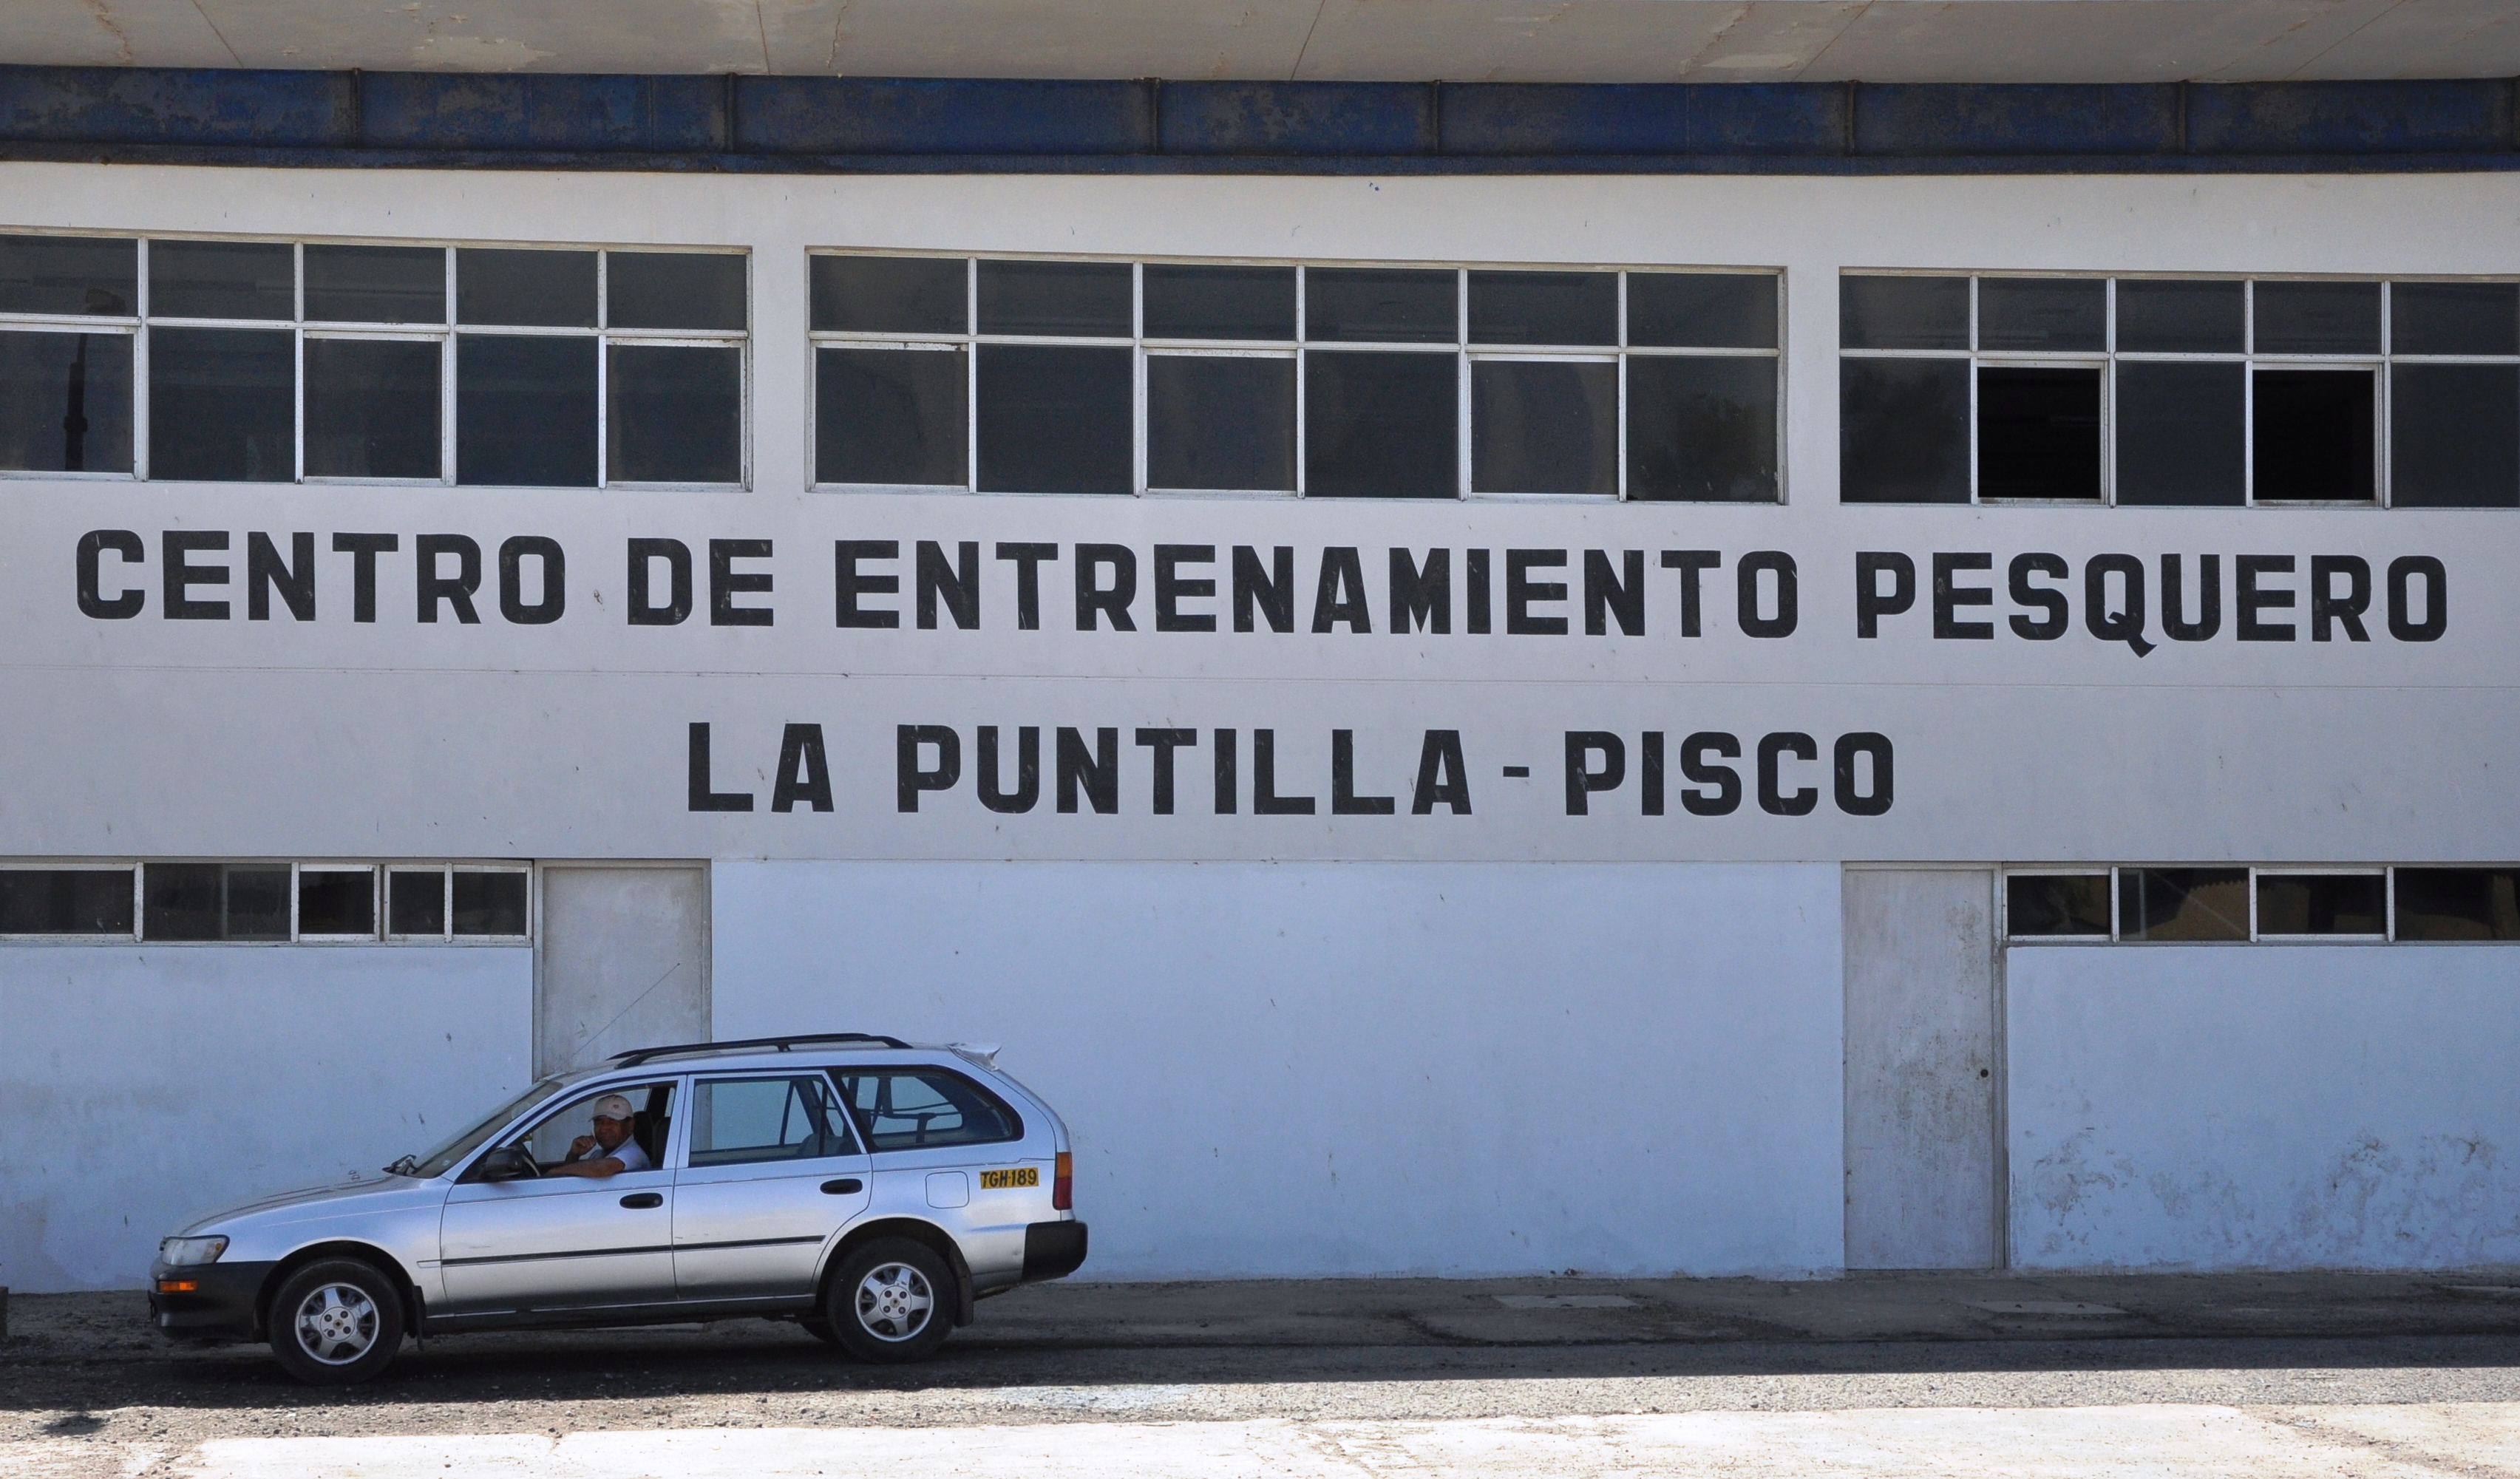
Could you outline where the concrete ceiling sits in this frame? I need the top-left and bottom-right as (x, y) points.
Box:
(7, 0), (2517, 84)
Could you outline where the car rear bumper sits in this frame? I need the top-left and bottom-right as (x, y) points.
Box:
(146, 1259), (272, 1342)
(1021, 1220), (1087, 1282)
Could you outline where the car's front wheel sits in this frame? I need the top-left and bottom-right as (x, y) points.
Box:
(267, 1258), (406, 1385)
(823, 1238), (955, 1362)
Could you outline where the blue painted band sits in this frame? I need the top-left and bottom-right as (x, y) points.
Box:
(0, 68), (2513, 172)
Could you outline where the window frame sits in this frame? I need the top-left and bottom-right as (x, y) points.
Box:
(0, 862), (142, 940)
(684, 1072), (863, 1169)
(826, 1065), (1026, 1152)
(2000, 864), (2519, 944)
(0, 859), (531, 943)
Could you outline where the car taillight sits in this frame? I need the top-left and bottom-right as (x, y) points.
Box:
(1053, 1151), (1073, 1211)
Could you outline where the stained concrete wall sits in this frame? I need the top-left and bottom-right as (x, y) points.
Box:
(0, 945), (533, 1291)
(2008, 945), (2520, 1271)
(711, 860), (1847, 1279)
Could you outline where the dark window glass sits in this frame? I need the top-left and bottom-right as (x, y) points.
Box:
(225, 866), (291, 939)
(2255, 873), (2384, 936)
(305, 339), (440, 479)
(1304, 350), (1457, 497)
(149, 240), (292, 320)
(2254, 369), (2374, 500)
(1471, 358), (1614, 494)
(457, 335), (597, 486)
(389, 868), (445, 936)
(1147, 355), (1294, 490)
(2391, 364), (2519, 509)
(1840, 276), (1967, 350)
(608, 344), (741, 483)
(2391, 282), (2519, 356)
(1840, 358), (1967, 502)
(2394, 868), (2520, 942)
(810, 256), (965, 335)
(457, 248), (597, 327)
(2118, 868), (2249, 942)
(608, 253), (746, 332)
(833, 1070), (1021, 1152)
(452, 871), (529, 936)
(149, 327), (293, 481)
(1978, 278), (2105, 351)
(688, 1075), (856, 1166)
(2114, 279), (2245, 353)
(0, 868), (134, 934)
(143, 863), (223, 941)
(2254, 281), (2380, 354)
(0, 331), (132, 473)
(2006, 874), (2110, 937)
(1467, 271), (1615, 347)
(0, 235), (135, 316)
(975, 343), (1131, 494)
(1306, 268), (1455, 344)
(1628, 273), (1776, 350)
(1628, 356), (1776, 503)
(2116, 361), (2245, 506)
(304, 245), (444, 324)
(1144, 265), (1296, 341)
(298, 869), (376, 936)
(1977, 366), (2101, 500)
(977, 260), (1132, 337)
(815, 347), (965, 486)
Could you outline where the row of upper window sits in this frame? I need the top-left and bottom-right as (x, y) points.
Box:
(2006, 866), (2520, 944)
(0, 862), (531, 942)
(3, 235), (2516, 507)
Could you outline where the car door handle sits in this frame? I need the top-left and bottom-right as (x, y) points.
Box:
(820, 1179), (863, 1195)
(619, 1192), (664, 1209)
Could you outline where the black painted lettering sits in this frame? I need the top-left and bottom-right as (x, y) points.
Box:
(1641, 731), (1665, 816)
(1232, 545), (1294, 633)
(1251, 729), (1315, 814)
(75, 529), (144, 619)
(416, 534), (482, 625)
(994, 543), (1059, 631)
(247, 532), (315, 622)
(772, 723), (833, 813)
(2161, 554), (2221, 642)
(1563, 731), (1625, 815)
(1855, 551), (1915, 639)
(1465, 549), (1492, 635)
(1212, 727), (1238, 815)
(163, 530), (230, 620)
(2388, 555), (2447, 641)
(1056, 727), (1119, 813)
(1932, 552), (1994, 639)
(917, 540), (980, 630)
(977, 726), (1042, 814)
(1390, 548), (1450, 634)
(1135, 728), (1196, 815)
(1311, 547), (1371, 633)
(1679, 732), (1742, 816)
(1074, 544), (1137, 631)
(1833, 732), (1893, 816)
(1331, 730), (1396, 815)
(1756, 732), (1818, 816)
(1659, 551), (1719, 637)
(1737, 551), (1797, 638)
(831, 539), (894, 629)
(331, 533), (397, 624)
(628, 538), (693, 626)
(2008, 553), (2069, 640)
(894, 724), (960, 812)
(2310, 555), (2371, 642)
(2083, 554), (2155, 656)
(1507, 549), (1569, 635)
(2236, 554), (2296, 642)
(1583, 550), (1645, 636)
(690, 722), (755, 812)
(1411, 730), (1472, 815)
(497, 536), (564, 625)
(1154, 545), (1217, 633)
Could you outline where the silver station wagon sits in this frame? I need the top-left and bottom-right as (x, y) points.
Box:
(146, 1033), (1087, 1384)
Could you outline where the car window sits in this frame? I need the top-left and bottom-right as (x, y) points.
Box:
(687, 1075), (858, 1167)
(410, 1079), (563, 1178)
(510, 1081), (676, 1169)
(832, 1069), (1022, 1152)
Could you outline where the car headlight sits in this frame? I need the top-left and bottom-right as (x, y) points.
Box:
(160, 1235), (228, 1267)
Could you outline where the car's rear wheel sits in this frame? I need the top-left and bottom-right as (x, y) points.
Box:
(268, 1258), (406, 1385)
(823, 1238), (955, 1362)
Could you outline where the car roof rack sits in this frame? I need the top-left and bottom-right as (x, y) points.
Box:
(608, 1033), (911, 1067)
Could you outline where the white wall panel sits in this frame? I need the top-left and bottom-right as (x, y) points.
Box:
(2008, 945), (2520, 1271)
(0, 945), (533, 1291)
(713, 859), (1845, 1278)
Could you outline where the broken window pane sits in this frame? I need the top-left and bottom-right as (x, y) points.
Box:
(2116, 868), (2250, 942)
(2255, 873), (2385, 936)
(2390, 364), (2519, 509)
(1977, 366), (2101, 500)
(1143, 265), (1295, 341)
(0, 234), (135, 316)
(2394, 868), (2520, 942)
(389, 869), (446, 936)
(149, 240), (293, 320)
(810, 255), (965, 334)
(2116, 361), (2245, 506)
(608, 252), (746, 332)
(456, 334), (597, 487)
(304, 245), (444, 324)
(1977, 278), (2105, 351)
(298, 869), (376, 936)
(1468, 271), (1615, 347)
(0, 868), (134, 934)
(1306, 268), (1455, 344)
(608, 343), (741, 483)
(1147, 354), (1294, 490)
(1839, 276), (1967, 350)
(2114, 279), (2244, 353)
(1628, 273), (1775, 350)
(1472, 359), (1614, 493)
(1304, 349), (1456, 497)
(0, 330), (132, 473)
(2253, 280), (2380, 354)
(2006, 874), (2110, 938)
(975, 342), (1130, 493)
(149, 327), (293, 481)
(2253, 369), (2374, 500)
(1840, 357), (1967, 502)
(816, 346), (965, 486)
(1626, 355), (1776, 503)
(457, 248), (597, 327)
(978, 259), (1131, 337)
(304, 339), (440, 479)
(453, 871), (530, 936)
(2390, 282), (2519, 356)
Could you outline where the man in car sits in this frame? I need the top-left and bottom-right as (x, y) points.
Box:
(545, 1093), (650, 1178)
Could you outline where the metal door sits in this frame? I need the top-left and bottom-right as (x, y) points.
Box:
(671, 1073), (872, 1303)
(537, 865), (709, 1076)
(438, 1081), (682, 1316)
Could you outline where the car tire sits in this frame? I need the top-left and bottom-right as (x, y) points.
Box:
(267, 1258), (407, 1386)
(797, 1314), (843, 1345)
(823, 1238), (956, 1363)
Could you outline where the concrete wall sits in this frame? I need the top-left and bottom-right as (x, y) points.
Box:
(2008, 945), (2520, 1271)
(0, 945), (533, 1291)
(712, 860), (1845, 1279)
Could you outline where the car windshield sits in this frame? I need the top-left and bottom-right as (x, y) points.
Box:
(398, 1081), (567, 1178)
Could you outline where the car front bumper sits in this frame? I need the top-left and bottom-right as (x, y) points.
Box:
(146, 1259), (273, 1342)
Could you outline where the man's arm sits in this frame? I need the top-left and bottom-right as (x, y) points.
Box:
(544, 1155), (624, 1179)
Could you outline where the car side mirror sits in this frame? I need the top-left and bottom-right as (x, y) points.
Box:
(473, 1146), (535, 1182)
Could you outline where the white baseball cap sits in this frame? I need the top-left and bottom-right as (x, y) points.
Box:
(591, 1094), (636, 1121)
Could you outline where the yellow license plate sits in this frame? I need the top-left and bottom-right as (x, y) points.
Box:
(979, 1167), (1039, 1190)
